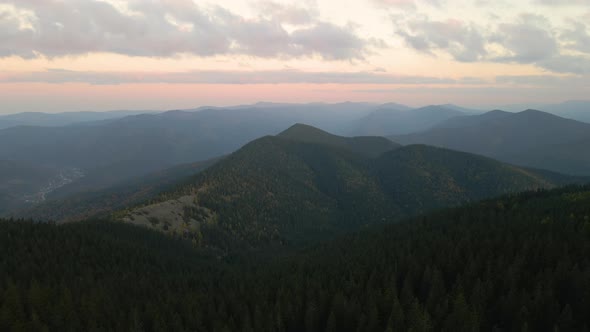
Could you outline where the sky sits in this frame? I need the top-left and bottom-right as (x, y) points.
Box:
(0, 0), (589, 113)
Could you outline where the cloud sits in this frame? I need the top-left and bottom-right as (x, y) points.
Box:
(491, 14), (558, 63)
(255, 1), (318, 25)
(396, 13), (590, 74)
(533, 0), (590, 6)
(372, 0), (445, 9)
(537, 55), (590, 74)
(0, 68), (478, 85)
(397, 17), (487, 61)
(561, 22), (590, 54)
(290, 22), (373, 60)
(372, 0), (416, 9)
(0, 0), (375, 60)
(495, 74), (589, 85)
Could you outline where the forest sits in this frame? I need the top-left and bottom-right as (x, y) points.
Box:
(1, 185), (589, 331)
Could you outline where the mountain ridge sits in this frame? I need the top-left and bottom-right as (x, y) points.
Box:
(392, 109), (590, 175)
(352, 105), (466, 136)
(116, 124), (585, 252)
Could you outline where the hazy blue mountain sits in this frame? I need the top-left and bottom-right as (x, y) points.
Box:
(351, 105), (465, 136)
(393, 109), (590, 175)
(490, 100), (590, 123)
(224, 102), (381, 134)
(540, 100), (590, 123)
(0, 109), (286, 196)
(376, 102), (413, 111)
(436, 110), (513, 128)
(0, 110), (158, 129)
(436, 103), (482, 114)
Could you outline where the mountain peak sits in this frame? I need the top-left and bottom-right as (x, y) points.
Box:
(519, 109), (552, 116)
(278, 123), (332, 139)
(514, 109), (567, 121)
(278, 123), (354, 148)
(278, 123), (399, 157)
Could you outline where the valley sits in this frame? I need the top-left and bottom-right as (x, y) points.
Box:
(22, 167), (85, 203)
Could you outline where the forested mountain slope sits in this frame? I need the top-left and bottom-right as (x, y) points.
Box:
(2, 185), (590, 331)
(118, 124), (584, 252)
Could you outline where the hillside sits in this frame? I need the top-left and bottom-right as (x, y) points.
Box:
(351, 105), (465, 136)
(2, 185), (590, 331)
(118, 125), (584, 251)
(371, 144), (573, 214)
(393, 109), (590, 175)
(13, 158), (220, 222)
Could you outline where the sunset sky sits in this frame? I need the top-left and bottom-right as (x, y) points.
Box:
(1, 0), (589, 113)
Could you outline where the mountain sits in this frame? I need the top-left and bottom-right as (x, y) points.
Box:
(351, 105), (466, 136)
(436, 103), (481, 113)
(496, 100), (590, 123)
(542, 100), (590, 123)
(2, 184), (590, 331)
(278, 123), (400, 157)
(12, 157), (220, 222)
(435, 109), (513, 128)
(219, 101), (381, 134)
(376, 102), (413, 111)
(117, 124), (583, 252)
(0, 110), (158, 129)
(393, 109), (590, 175)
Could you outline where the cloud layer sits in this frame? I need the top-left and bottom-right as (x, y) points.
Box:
(1, 68), (481, 85)
(396, 12), (590, 73)
(0, 0), (377, 60)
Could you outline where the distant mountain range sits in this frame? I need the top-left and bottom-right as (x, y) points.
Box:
(116, 124), (584, 252)
(393, 109), (590, 175)
(0, 102), (438, 214)
(350, 105), (469, 136)
(492, 100), (590, 123)
(1, 101), (588, 216)
(0, 110), (160, 129)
